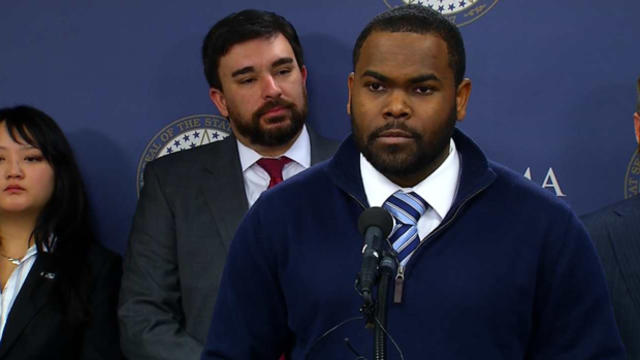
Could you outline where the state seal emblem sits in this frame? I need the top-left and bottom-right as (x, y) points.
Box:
(136, 114), (231, 195)
(383, 0), (499, 26)
(624, 149), (640, 199)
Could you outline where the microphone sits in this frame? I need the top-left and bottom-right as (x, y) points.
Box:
(357, 207), (394, 305)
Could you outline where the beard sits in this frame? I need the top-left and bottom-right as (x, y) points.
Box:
(230, 96), (307, 148)
(351, 104), (457, 180)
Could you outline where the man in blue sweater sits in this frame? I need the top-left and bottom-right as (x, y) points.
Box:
(202, 5), (625, 359)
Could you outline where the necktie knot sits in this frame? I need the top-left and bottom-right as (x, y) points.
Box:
(383, 191), (428, 226)
(257, 156), (292, 189)
(383, 190), (429, 266)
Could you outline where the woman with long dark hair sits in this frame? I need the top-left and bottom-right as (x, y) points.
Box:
(0, 105), (121, 359)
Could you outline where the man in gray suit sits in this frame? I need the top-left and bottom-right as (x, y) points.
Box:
(118, 10), (338, 360)
(582, 77), (640, 359)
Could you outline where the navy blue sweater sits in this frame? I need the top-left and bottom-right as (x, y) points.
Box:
(202, 130), (624, 359)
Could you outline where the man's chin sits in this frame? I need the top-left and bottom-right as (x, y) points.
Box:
(254, 123), (301, 147)
(364, 150), (416, 173)
(261, 115), (291, 127)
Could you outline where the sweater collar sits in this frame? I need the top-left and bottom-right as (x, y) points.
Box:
(326, 128), (496, 216)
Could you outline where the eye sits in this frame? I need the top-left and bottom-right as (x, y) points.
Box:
(238, 77), (256, 85)
(276, 67), (292, 76)
(366, 82), (386, 92)
(414, 86), (434, 95)
(24, 155), (45, 163)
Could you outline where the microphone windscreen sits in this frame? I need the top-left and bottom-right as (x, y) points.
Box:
(358, 207), (394, 238)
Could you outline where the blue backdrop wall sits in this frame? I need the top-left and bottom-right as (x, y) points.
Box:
(1, 1), (639, 254)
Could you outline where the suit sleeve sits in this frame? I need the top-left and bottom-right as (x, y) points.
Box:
(527, 212), (625, 359)
(119, 163), (202, 360)
(201, 203), (291, 359)
(81, 252), (123, 359)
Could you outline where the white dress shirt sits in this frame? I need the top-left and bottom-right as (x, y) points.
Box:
(0, 245), (38, 339)
(361, 138), (461, 242)
(238, 125), (311, 207)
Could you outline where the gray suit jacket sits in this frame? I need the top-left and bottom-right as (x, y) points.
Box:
(582, 195), (640, 360)
(119, 130), (338, 360)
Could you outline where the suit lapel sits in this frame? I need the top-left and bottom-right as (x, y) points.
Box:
(200, 136), (248, 251)
(198, 130), (335, 250)
(0, 254), (56, 357)
(608, 197), (640, 313)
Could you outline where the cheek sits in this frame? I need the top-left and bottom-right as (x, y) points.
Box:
(227, 97), (254, 119)
(281, 81), (306, 105)
(35, 167), (56, 200)
(352, 100), (377, 128)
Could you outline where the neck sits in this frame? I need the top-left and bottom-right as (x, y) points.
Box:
(0, 213), (38, 256)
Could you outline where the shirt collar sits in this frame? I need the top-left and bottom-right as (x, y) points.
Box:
(22, 244), (38, 261)
(237, 125), (310, 171)
(360, 138), (460, 219)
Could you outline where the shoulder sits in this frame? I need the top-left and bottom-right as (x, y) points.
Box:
(488, 160), (574, 216)
(145, 136), (235, 175)
(582, 196), (640, 223)
(140, 136), (239, 194)
(580, 196), (640, 243)
(308, 127), (340, 163)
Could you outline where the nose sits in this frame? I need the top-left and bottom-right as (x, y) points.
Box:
(4, 158), (24, 179)
(383, 90), (410, 121)
(261, 75), (283, 100)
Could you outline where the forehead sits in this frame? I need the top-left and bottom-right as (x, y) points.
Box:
(218, 33), (296, 73)
(0, 125), (34, 148)
(356, 31), (452, 82)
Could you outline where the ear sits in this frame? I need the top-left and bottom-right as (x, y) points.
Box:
(300, 65), (308, 85)
(209, 88), (229, 117)
(634, 112), (640, 145)
(347, 72), (355, 115)
(455, 78), (472, 121)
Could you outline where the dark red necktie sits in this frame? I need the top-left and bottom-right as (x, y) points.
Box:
(257, 156), (292, 189)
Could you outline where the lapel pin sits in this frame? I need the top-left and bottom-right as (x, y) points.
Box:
(40, 272), (56, 280)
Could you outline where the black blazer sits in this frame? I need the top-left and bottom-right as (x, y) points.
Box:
(582, 195), (640, 360)
(0, 244), (122, 360)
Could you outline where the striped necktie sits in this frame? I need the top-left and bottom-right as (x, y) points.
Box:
(383, 191), (428, 266)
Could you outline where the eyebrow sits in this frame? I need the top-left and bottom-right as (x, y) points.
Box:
(231, 66), (255, 78)
(362, 70), (389, 82)
(361, 70), (441, 84)
(272, 57), (294, 68)
(230, 57), (295, 79)
(409, 74), (441, 84)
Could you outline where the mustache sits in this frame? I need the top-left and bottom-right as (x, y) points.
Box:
(368, 122), (422, 140)
(254, 98), (295, 119)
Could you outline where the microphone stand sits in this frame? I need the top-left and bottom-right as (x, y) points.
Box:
(373, 253), (397, 360)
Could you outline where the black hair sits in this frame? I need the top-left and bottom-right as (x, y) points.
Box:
(0, 105), (93, 326)
(353, 4), (466, 86)
(202, 9), (305, 90)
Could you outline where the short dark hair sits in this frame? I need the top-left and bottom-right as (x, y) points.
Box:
(202, 9), (305, 90)
(0, 105), (94, 325)
(353, 5), (466, 86)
